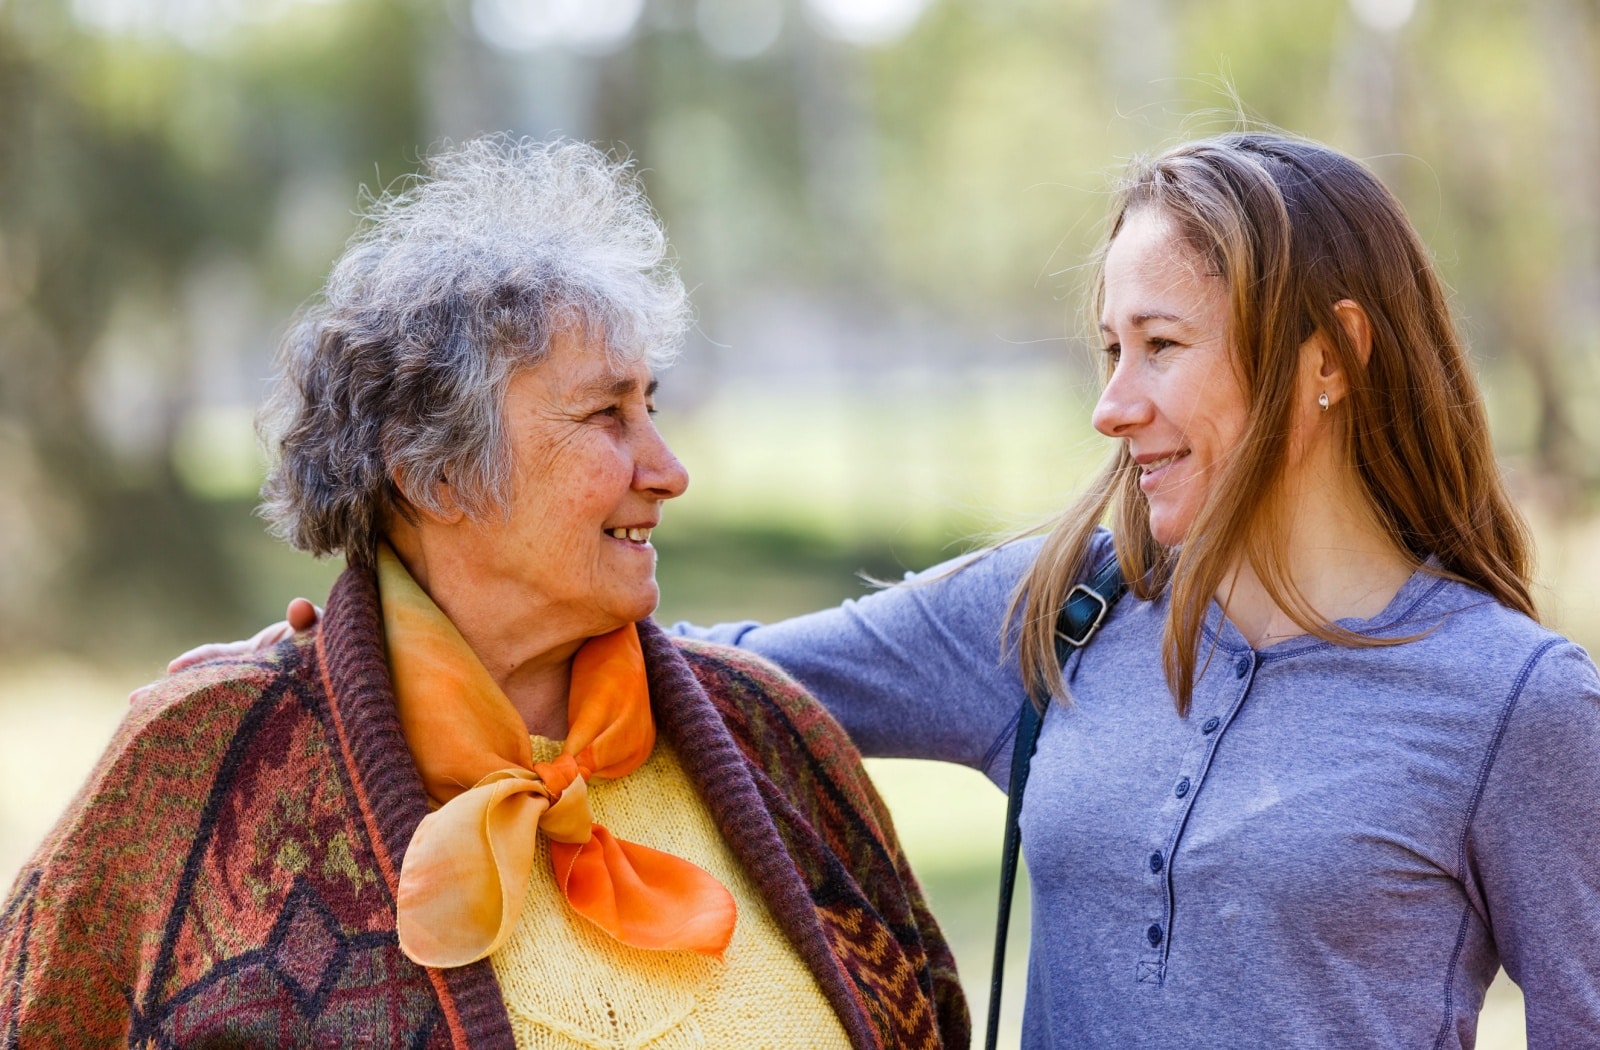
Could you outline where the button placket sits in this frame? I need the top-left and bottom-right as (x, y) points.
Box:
(1141, 648), (1259, 985)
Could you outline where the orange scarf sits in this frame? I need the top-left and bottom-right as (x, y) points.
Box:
(377, 545), (737, 968)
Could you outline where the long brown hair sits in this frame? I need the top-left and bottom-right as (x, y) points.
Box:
(1009, 132), (1536, 715)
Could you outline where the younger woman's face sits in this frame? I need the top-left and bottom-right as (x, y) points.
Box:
(1091, 208), (1248, 546)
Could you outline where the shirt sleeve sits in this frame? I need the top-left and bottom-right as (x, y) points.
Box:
(1464, 640), (1600, 1044)
(671, 538), (1047, 777)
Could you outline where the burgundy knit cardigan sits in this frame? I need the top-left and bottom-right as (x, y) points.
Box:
(0, 566), (968, 1048)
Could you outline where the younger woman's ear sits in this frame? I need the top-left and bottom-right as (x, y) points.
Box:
(1331, 298), (1373, 369)
(1299, 299), (1371, 411)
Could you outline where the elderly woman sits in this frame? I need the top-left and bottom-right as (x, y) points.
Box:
(0, 138), (966, 1048)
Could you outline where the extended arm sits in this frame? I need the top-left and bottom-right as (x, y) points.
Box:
(675, 539), (1043, 779)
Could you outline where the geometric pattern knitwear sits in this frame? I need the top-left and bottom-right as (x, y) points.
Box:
(0, 564), (968, 1049)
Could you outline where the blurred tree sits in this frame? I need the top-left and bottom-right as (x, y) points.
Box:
(1406, 0), (1600, 500)
(0, 0), (431, 653)
(1528, 0), (1600, 496)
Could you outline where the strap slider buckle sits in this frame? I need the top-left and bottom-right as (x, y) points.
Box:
(1058, 584), (1111, 648)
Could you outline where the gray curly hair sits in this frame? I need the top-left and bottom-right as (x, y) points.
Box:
(259, 135), (690, 568)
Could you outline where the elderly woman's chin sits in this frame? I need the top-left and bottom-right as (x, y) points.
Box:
(548, 547), (664, 634)
(566, 564), (664, 638)
(605, 570), (663, 628)
(594, 538), (669, 625)
(597, 530), (667, 623)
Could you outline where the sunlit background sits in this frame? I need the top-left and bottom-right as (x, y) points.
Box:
(5, 0), (1597, 1043)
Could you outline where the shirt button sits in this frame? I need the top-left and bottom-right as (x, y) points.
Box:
(1149, 851), (1164, 874)
(1202, 716), (1220, 734)
(1175, 777), (1191, 798)
(1147, 924), (1164, 947)
(1234, 655), (1251, 678)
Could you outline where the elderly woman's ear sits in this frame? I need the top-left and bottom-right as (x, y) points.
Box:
(392, 470), (468, 526)
(380, 472), (469, 597)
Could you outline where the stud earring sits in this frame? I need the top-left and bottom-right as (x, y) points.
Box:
(1317, 392), (1330, 412)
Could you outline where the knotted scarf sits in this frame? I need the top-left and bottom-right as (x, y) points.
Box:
(377, 545), (737, 968)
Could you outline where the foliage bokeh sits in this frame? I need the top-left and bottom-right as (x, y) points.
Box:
(3, 0), (1598, 660)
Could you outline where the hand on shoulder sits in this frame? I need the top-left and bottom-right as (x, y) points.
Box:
(126, 598), (323, 704)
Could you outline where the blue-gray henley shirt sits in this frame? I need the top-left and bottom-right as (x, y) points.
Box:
(676, 530), (1600, 1048)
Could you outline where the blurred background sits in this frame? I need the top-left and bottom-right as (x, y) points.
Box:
(3, 0), (1597, 1044)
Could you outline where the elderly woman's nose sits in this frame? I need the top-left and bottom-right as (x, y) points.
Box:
(1091, 359), (1152, 438)
(635, 426), (689, 498)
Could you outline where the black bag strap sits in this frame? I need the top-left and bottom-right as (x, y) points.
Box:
(984, 554), (1127, 1050)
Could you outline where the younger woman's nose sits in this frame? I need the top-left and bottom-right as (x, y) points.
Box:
(1091, 360), (1152, 437)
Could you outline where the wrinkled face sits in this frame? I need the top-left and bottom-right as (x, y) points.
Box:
(463, 327), (689, 638)
(1092, 208), (1248, 546)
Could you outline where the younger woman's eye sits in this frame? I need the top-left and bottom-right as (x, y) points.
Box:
(1101, 343), (1122, 361)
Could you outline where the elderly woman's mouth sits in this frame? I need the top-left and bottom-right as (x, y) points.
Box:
(607, 527), (654, 543)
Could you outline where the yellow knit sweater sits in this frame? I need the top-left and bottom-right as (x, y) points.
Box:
(489, 736), (854, 1050)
